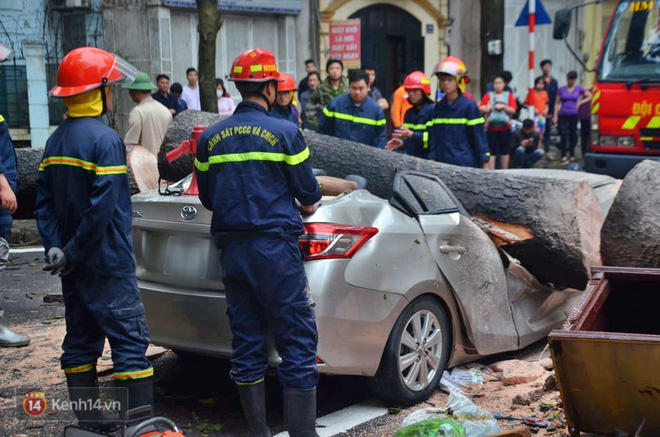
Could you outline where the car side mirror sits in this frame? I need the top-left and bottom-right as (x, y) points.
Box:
(553, 8), (572, 39)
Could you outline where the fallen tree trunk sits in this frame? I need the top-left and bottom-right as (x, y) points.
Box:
(601, 160), (660, 268)
(158, 111), (603, 289)
(302, 130), (603, 290)
(14, 145), (160, 219)
(14, 147), (42, 219)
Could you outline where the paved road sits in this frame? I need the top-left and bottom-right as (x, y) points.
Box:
(0, 252), (372, 436)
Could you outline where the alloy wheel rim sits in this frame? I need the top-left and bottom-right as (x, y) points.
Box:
(398, 310), (443, 391)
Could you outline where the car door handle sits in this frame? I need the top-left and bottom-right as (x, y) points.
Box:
(440, 245), (466, 254)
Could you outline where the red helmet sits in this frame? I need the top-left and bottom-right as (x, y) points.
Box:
(403, 71), (432, 95)
(277, 73), (297, 92)
(229, 48), (282, 83)
(49, 47), (137, 98)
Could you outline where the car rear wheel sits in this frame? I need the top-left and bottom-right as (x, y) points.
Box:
(367, 296), (450, 406)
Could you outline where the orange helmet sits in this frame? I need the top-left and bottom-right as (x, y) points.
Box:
(277, 73), (297, 92)
(403, 71), (432, 95)
(49, 47), (137, 98)
(229, 48), (282, 83)
(433, 56), (468, 78)
(433, 56), (470, 93)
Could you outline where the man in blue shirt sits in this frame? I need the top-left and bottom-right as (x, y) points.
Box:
(168, 82), (189, 116)
(151, 74), (179, 116)
(318, 70), (387, 148)
(195, 48), (322, 437)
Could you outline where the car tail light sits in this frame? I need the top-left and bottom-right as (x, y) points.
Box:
(300, 223), (378, 261)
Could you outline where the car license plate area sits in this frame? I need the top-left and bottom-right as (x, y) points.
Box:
(163, 236), (210, 279)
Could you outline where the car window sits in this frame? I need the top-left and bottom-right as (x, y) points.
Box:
(391, 171), (465, 216)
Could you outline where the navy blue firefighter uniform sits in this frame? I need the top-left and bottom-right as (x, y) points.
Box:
(0, 114), (17, 241)
(270, 104), (300, 126)
(401, 102), (434, 158)
(35, 48), (154, 430)
(35, 116), (152, 380)
(196, 100), (321, 388)
(318, 93), (387, 148)
(427, 93), (489, 167)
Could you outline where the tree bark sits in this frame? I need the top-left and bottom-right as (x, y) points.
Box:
(601, 160), (660, 268)
(157, 111), (605, 289)
(14, 147), (42, 219)
(196, 0), (224, 113)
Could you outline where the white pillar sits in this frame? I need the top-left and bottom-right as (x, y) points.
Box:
(22, 40), (50, 149)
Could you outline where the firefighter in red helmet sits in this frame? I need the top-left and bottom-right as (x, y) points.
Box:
(271, 72), (302, 127)
(194, 48), (322, 437)
(35, 47), (154, 432)
(386, 71), (435, 158)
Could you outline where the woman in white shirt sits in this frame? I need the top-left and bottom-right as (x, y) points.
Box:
(216, 78), (236, 116)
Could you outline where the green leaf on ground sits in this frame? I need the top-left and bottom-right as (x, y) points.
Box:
(388, 407), (402, 415)
(195, 422), (224, 434)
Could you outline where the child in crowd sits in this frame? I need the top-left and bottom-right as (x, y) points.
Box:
(524, 77), (549, 148)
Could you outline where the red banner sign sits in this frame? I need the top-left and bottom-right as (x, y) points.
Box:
(328, 20), (361, 69)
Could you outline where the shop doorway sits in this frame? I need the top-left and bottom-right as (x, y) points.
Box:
(350, 5), (424, 100)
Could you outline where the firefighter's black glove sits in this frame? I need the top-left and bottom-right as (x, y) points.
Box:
(44, 247), (68, 276)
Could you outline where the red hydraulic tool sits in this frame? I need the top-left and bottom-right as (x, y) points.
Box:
(165, 124), (207, 196)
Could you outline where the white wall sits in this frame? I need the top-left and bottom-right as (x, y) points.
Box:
(504, 0), (581, 98)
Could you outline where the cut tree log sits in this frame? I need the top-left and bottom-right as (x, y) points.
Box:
(127, 145), (159, 193)
(158, 111), (604, 289)
(14, 145), (160, 220)
(601, 160), (660, 268)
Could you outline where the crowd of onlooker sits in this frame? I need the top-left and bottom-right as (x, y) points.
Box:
(133, 57), (593, 171)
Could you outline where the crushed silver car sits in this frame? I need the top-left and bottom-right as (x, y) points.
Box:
(131, 171), (580, 405)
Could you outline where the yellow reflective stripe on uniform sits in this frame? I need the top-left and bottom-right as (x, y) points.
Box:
(466, 117), (485, 126)
(401, 122), (427, 130)
(198, 147), (310, 169)
(427, 117), (484, 127)
(322, 107), (386, 126)
(0, 114), (5, 123)
(647, 116), (660, 129)
(236, 378), (264, 386)
(250, 65), (263, 72)
(423, 131), (429, 149)
(195, 157), (209, 172)
(63, 363), (95, 374)
(591, 103), (600, 114)
(39, 156), (127, 175)
(622, 116), (641, 130)
(114, 367), (154, 380)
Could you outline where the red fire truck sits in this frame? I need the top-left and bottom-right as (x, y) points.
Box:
(555, 0), (660, 178)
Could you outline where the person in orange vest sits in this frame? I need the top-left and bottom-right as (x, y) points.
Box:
(390, 73), (413, 128)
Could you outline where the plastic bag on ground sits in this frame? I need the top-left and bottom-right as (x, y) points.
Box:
(393, 418), (466, 437)
(400, 391), (499, 437)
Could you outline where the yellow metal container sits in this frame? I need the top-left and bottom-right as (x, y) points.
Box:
(549, 267), (660, 436)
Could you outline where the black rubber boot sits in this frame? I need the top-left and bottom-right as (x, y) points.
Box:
(115, 376), (154, 414)
(284, 387), (319, 437)
(65, 369), (119, 433)
(237, 381), (271, 436)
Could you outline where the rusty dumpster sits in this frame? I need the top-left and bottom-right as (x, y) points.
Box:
(549, 266), (660, 436)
